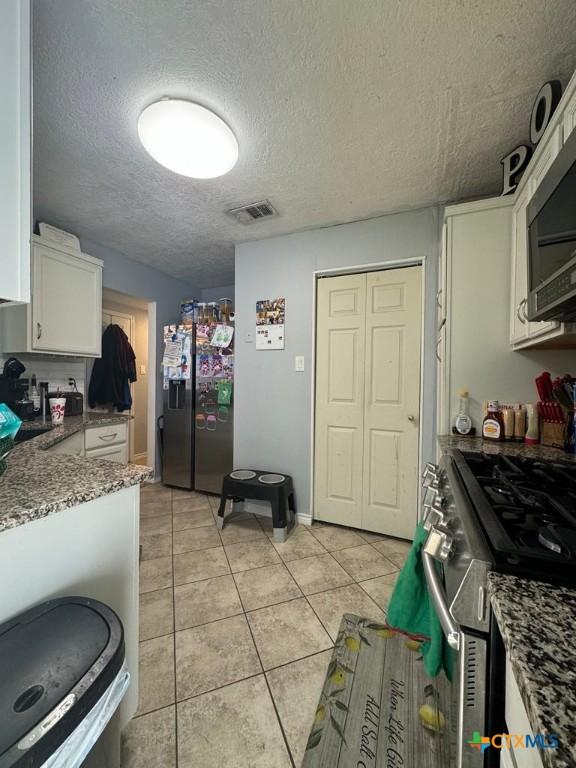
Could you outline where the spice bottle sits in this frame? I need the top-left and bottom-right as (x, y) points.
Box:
(524, 403), (539, 445)
(502, 405), (515, 441)
(513, 405), (527, 442)
(454, 389), (472, 436)
(482, 401), (504, 441)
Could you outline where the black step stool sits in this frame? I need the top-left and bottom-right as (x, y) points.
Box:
(217, 471), (296, 542)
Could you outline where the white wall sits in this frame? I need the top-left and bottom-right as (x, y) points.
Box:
(0, 353), (86, 396)
(234, 206), (441, 518)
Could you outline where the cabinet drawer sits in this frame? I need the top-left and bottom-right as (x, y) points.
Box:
(85, 422), (127, 450)
(85, 442), (128, 464)
(48, 430), (84, 457)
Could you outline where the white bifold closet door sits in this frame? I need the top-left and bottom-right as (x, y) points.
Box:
(314, 266), (422, 538)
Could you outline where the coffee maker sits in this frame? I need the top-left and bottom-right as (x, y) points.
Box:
(0, 358), (35, 421)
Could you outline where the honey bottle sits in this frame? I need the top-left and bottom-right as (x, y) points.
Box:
(482, 400), (504, 441)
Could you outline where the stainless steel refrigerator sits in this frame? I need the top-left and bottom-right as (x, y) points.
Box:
(162, 322), (234, 493)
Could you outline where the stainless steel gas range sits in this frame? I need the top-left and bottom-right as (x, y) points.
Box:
(421, 447), (576, 768)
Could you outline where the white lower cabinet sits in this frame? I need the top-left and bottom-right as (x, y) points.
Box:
(84, 422), (128, 464)
(47, 422), (128, 464)
(84, 442), (129, 464)
(505, 657), (545, 768)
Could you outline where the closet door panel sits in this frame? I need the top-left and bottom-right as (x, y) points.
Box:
(314, 273), (366, 527)
(362, 266), (422, 538)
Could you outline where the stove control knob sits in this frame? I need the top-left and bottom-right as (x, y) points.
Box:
(423, 502), (445, 531)
(422, 462), (438, 483)
(422, 485), (438, 508)
(423, 471), (439, 489)
(422, 462), (437, 480)
(424, 525), (454, 562)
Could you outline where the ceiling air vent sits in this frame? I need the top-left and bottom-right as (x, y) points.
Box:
(227, 200), (278, 224)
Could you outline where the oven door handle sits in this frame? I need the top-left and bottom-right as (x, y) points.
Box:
(422, 550), (461, 651)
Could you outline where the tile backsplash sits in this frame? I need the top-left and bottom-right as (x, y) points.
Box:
(0, 354), (86, 398)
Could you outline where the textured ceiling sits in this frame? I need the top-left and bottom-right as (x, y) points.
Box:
(33, 0), (576, 287)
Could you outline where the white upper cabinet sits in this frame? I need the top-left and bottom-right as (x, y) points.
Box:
(439, 197), (514, 436)
(0, 237), (103, 357)
(509, 186), (531, 345)
(0, 1), (31, 304)
(529, 124), (562, 195)
(509, 73), (576, 350)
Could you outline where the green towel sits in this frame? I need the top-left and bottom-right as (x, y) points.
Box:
(386, 522), (453, 680)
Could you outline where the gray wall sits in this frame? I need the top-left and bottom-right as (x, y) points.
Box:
(234, 206), (441, 517)
(82, 238), (195, 473)
(200, 284), (235, 304)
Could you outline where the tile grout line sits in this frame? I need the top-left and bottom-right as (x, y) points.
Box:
(170, 488), (179, 768)
(135, 644), (338, 720)
(231, 559), (305, 614)
(302, 592), (339, 644)
(158, 569), (394, 640)
(138, 505), (403, 763)
(219, 528), (297, 768)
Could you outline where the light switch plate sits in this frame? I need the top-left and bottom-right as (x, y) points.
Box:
(139, 364), (147, 375)
(295, 355), (305, 372)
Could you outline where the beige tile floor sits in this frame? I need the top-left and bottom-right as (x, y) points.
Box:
(121, 483), (410, 768)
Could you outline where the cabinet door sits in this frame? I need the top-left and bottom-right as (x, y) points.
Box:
(0, 1), (31, 303)
(437, 221), (450, 436)
(31, 244), (102, 355)
(510, 187), (531, 345)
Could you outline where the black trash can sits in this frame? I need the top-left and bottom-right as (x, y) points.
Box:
(0, 596), (128, 768)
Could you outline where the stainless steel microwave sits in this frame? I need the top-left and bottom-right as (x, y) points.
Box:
(527, 127), (576, 321)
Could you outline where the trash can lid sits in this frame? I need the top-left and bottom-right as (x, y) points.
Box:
(0, 597), (124, 768)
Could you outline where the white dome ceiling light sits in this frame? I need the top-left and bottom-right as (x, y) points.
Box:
(138, 99), (238, 179)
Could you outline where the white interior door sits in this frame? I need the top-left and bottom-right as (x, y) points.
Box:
(361, 267), (422, 538)
(102, 310), (135, 461)
(314, 273), (366, 527)
(314, 266), (422, 538)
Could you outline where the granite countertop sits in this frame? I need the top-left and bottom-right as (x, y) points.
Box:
(438, 434), (576, 463)
(0, 413), (152, 533)
(488, 573), (576, 768)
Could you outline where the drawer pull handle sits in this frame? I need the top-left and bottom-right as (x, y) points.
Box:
(435, 337), (442, 363)
(98, 433), (118, 442)
(37, 322), (42, 339)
